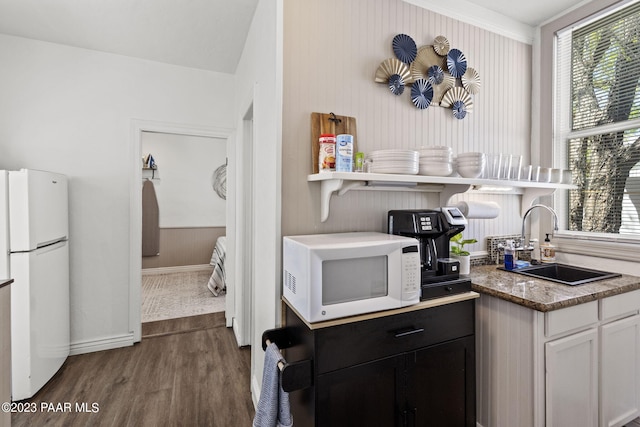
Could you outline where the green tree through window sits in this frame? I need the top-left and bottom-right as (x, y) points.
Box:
(560, 1), (640, 234)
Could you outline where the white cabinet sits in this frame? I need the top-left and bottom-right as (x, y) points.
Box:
(476, 290), (640, 427)
(600, 314), (640, 427)
(545, 328), (599, 427)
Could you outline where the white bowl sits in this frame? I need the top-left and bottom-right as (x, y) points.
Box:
(458, 153), (485, 159)
(419, 163), (453, 176)
(457, 164), (484, 178)
(456, 158), (486, 166)
(420, 156), (453, 163)
(417, 147), (453, 155)
(420, 160), (453, 166)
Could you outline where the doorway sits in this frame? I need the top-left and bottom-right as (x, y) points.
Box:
(129, 120), (234, 342)
(140, 131), (227, 323)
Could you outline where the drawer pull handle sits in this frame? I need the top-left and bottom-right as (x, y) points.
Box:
(394, 327), (425, 338)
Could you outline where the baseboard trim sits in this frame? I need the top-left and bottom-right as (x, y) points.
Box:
(251, 374), (261, 409)
(226, 312), (233, 328)
(70, 333), (135, 355)
(232, 320), (241, 344)
(142, 264), (212, 275)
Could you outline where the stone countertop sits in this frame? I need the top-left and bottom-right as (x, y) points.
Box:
(469, 264), (640, 312)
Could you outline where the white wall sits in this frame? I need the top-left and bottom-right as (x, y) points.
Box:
(232, 0), (283, 406)
(0, 33), (235, 353)
(141, 132), (227, 228)
(281, 0), (532, 246)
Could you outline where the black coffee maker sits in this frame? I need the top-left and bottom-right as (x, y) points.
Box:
(388, 208), (472, 300)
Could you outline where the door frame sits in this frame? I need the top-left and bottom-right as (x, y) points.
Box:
(129, 119), (234, 342)
(232, 96), (255, 346)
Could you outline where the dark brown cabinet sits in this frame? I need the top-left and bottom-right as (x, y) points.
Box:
(283, 298), (476, 426)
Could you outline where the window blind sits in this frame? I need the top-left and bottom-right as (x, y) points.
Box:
(571, 1), (640, 131)
(555, 0), (640, 237)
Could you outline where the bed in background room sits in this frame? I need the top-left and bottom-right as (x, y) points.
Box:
(207, 236), (227, 296)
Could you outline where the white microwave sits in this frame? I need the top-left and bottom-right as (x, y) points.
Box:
(282, 232), (421, 323)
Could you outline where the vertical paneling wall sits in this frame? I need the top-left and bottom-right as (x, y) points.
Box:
(281, 0), (532, 251)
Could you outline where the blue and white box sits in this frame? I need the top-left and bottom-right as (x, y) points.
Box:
(335, 134), (354, 172)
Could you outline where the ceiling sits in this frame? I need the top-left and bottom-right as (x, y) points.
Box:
(0, 0), (259, 74)
(0, 0), (587, 74)
(466, 0), (588, 27)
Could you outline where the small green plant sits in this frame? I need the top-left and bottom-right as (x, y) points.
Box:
(450, 232), (478, 256)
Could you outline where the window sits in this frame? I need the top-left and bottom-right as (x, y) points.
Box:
(554, 0), (640, 239)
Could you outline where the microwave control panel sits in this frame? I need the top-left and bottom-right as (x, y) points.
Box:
(401, 245), (421, 301)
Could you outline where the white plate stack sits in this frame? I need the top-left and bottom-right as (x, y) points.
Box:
(367, 149), (420, 174)
(417, 146), (454, 176)
(456, 152), (486, 178)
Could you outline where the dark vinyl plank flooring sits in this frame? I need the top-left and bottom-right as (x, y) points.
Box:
(12, 312), (254, 427)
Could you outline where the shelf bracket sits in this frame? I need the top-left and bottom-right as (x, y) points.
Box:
(520, 188), (556, 217)
(318, 178), (367, 221)
(439, 184), (472, 207)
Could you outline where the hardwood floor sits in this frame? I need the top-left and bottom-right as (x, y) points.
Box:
(12, 312), (254, 427)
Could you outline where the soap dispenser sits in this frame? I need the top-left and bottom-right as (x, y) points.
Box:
(504, 240), (516, 270)
(540, 234), (556, 263)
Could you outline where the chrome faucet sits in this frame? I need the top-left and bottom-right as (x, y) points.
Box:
(521, 204), (559, 246)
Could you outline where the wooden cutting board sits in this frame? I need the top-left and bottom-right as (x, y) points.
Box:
(310, 112), (358, 174)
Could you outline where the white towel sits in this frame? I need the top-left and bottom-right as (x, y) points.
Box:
(253, 343), (293, 427)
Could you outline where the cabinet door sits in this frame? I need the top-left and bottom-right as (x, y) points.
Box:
(406, 336), (476, 427)
(546, 328), (598, 427)
(601, 314), (640, 427)
(316, 354), (403, 427)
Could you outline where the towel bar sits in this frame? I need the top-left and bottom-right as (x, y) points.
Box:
(261, 327), (313, 392)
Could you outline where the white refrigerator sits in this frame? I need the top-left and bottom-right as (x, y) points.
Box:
(0, 169), (70, 401)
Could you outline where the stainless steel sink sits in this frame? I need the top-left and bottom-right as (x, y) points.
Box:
(499, 263), (621, 286)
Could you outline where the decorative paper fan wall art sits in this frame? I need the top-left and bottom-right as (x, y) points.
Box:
(427, 65), (444, 84)
(411, 78), (434, 109)
(462, 67), (482, 94)
(375, 58), (411, 96)
(388, 74), (405, 95)
(432, 73), (456, 104)
(441, 87), (474, 120)
(375, 58), (411, 84)
(392, 34), (418, 64)
(433, 35), (450, 56)
(446, 49), (467, 78)
(409, 45), (446, 83)
(374, 34), (481, 118)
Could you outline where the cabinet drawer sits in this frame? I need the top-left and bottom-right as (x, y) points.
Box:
(601, 290), (640, 322)
(315, 300), (474, 374)
(545, 301), (598, 338)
